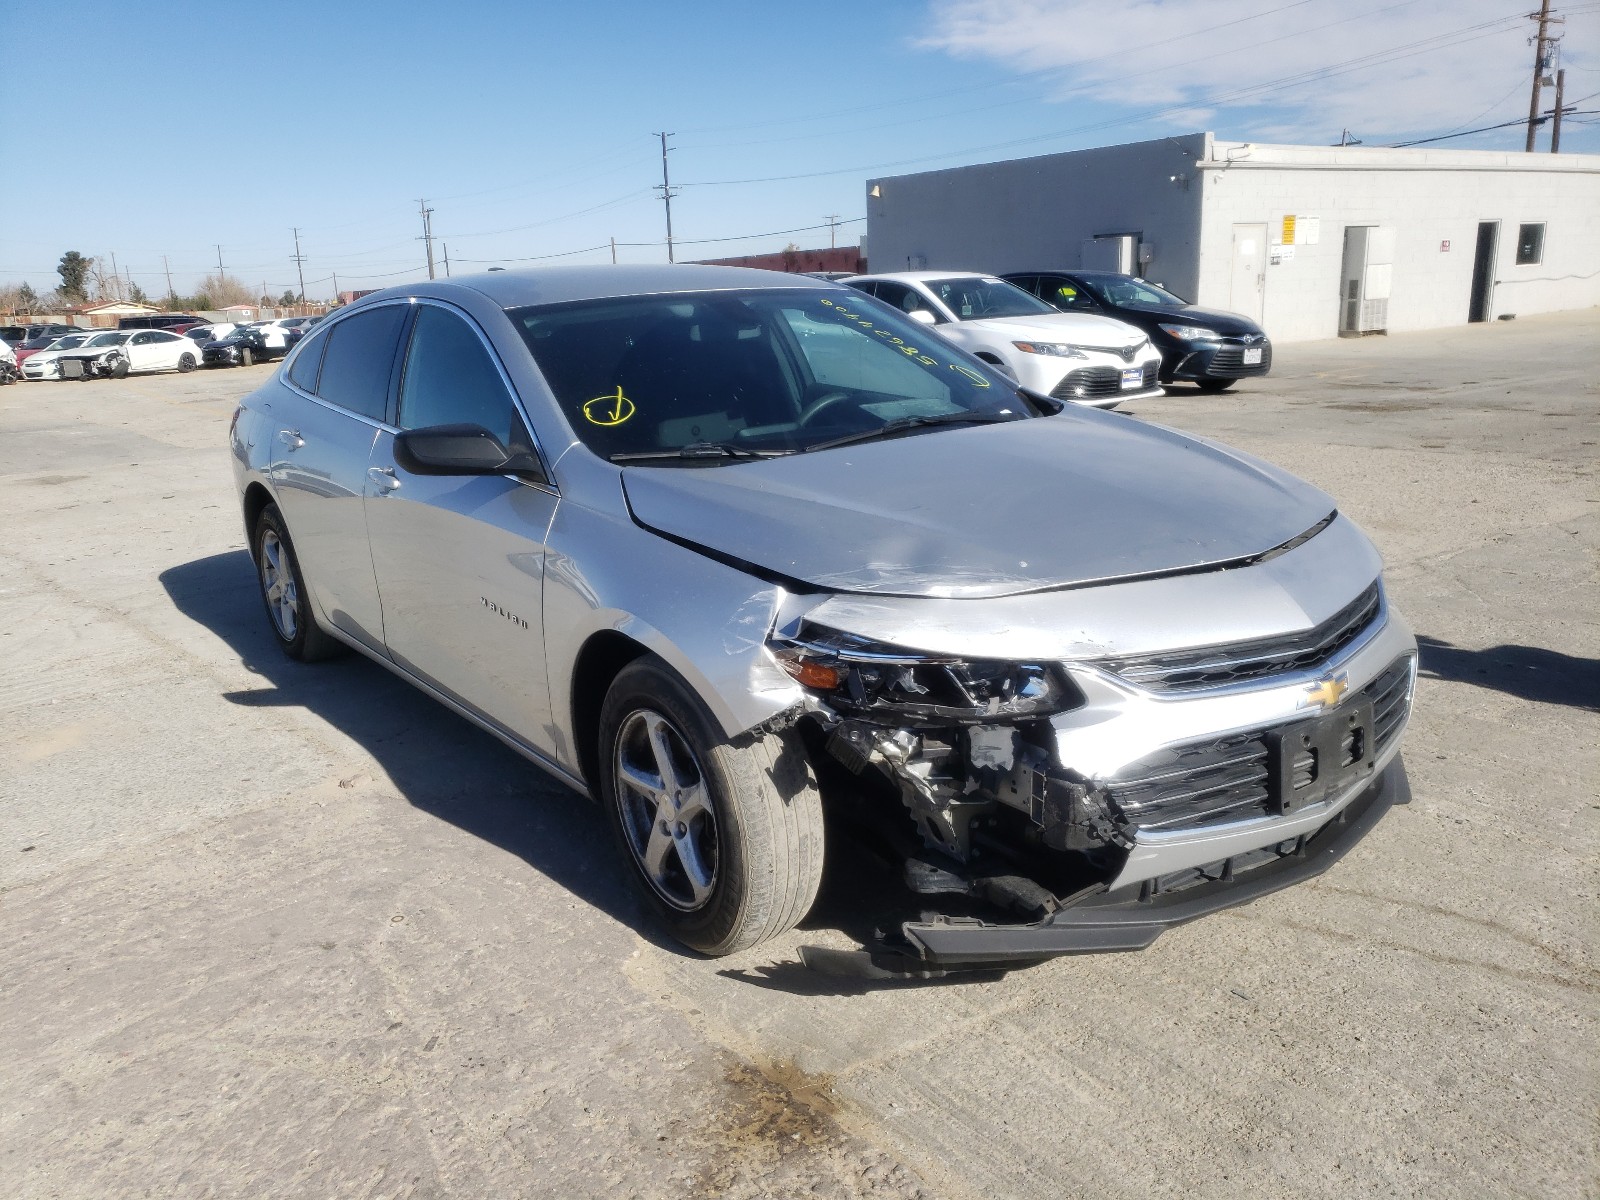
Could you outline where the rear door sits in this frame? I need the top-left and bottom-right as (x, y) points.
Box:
(267, 303), (409, 654)
(364, 300), (560, 755)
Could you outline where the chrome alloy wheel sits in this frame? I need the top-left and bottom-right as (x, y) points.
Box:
(614, 709), (719, 911)
(258, 528), (300, 641)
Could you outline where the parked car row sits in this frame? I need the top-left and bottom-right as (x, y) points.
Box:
(837, 269), (1271, 406)
(13, 315), (325, 380)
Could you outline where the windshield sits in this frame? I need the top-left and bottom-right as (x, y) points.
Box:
(85, 332), (130, 347)
(510, 288), (1028, 463)
(1080, 276), (1189, 308)
(50, 335), (91, 350)
(926, 276), (1057, 321)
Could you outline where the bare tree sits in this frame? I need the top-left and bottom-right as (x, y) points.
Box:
(195, 272), (255, 308)
(88, 257), (123, 303)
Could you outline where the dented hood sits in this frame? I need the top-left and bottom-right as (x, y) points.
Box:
(621, 410), (1335, 599)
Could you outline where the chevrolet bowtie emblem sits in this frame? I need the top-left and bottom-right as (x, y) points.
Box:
(1302, 673), (1350, 709)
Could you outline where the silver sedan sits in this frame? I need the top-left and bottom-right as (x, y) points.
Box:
(230, 265), (1415, 975)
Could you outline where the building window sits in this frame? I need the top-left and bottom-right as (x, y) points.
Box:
(1515, 223), (1545, 265)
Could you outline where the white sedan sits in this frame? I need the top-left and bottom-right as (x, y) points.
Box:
(49, 329), (205, 379)
(842, 272), (1164, 408)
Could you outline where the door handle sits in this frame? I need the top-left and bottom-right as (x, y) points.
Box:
(276, 429), (304, 450)
(367, 465), (401, 493)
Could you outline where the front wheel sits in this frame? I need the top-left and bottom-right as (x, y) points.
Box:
(599, 656), (824, 956)
(240, 346), (254, 367)
(252, 504), (344, 662)
(1196, 377), (1236, 392)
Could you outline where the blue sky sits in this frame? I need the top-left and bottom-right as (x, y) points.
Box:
(3, 0), (1596, 300)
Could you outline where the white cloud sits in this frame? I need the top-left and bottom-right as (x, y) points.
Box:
(917, 0), (1600, 144)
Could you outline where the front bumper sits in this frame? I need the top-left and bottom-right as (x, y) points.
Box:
(880, 757), (1407, 970)
(1163, 337), (1273, 382)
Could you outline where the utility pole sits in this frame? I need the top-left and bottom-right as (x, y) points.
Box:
(442, 243), (451, 278)
(418, 199), (437, 279)
(332, 271), (339, 303)
(1525, 0), (1564, 151)
(610, 236), (617, 264)
(654, 132), (677, 263)
(162, 255), (174, 301)
(216, 245), (226, 291)
(825, 214), (841, 249)
(1551, 67), (1567, 152)
(291, 228), (308, 305)
(110, 251), (122, 301)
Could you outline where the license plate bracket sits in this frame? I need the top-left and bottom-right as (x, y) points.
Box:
(1268, 698), (1376, 815)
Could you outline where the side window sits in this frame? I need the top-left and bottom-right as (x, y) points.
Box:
(287, 328), (328, 392)
(313, 305), (407, 421)
(1009, 275), (1040, 296)
(843, 280), (878, 299)
(131, 332), (156, 345)
(398, 305), (528, 449)
(1049, 279), (1096, 310)
(873, 282), (937, 319)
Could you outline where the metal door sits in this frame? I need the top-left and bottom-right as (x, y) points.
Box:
(1230, 224), (1266, 322)
(1469, 221), (1499, 323)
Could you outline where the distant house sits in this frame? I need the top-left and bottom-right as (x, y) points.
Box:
(222, 304), (258, 322)
(67, 300), (161, 329)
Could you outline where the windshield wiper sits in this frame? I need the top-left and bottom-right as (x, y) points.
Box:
(804, 412), (1013, 453)
(610, 441), (791, 464)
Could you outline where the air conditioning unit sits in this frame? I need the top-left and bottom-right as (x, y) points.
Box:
(1340, 226), (1394, 336)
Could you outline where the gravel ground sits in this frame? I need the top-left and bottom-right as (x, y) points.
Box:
(1, 310), (1595, 1199)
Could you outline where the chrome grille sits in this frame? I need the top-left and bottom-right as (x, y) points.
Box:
(1101, 653), (1414, 834)
(1051, 361), (1159, 400)
(1101, 582), (1381, 692)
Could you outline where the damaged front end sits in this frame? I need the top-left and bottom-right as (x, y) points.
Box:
(769, 623), (1131, 921)
(766, 612), (1414, 978)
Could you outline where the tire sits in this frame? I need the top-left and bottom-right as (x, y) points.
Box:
(598, 655), (824, 956)
(177, 353), (196, 372)
(251, 504), (344, 662)
(1196, 378), (1235, 392)
(109, 355), (130, 379)
(240, 346), (254, 367)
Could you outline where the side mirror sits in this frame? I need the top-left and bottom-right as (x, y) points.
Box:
(907, 308), (938, 326)
(394, 423), (546, 481)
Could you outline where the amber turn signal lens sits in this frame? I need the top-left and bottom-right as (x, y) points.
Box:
(778, 657), (842, 690)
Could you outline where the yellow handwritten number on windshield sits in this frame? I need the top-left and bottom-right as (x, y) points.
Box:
(583, 386), (636, 427)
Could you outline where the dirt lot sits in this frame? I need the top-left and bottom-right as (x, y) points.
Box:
(2, 313), (1595, 1199)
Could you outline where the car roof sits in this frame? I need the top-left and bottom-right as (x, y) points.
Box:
(349, 264), (839, 312)
(847, 270), (1002, 284)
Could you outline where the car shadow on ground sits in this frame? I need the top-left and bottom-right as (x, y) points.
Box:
(1417, 635), (1599, 713)
(159, 549), (672, 952)
(159, 549), (946, 988)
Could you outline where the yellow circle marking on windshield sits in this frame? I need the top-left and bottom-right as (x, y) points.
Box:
(949, 363), (991, 388)
(583, 386), (636, 427)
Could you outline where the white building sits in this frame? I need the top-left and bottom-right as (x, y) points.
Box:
(865, 133), (1600, 343)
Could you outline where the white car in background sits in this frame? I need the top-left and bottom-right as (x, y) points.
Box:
(844, 271), (1164, 408)
(183, 323), (240, 346)
(23, 330), (124, 380)
(49, 329), (204, 379)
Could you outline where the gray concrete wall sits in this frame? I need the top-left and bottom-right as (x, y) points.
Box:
(865, 133), (1208, 299)
(1194, 141), (1600, 342)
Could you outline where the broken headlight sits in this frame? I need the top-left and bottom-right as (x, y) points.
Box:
(770, 626), (1081, 725)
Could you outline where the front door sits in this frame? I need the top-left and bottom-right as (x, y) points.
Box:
(364, 301), (560, 757)
(1230, 223), (1267, 323)
(1469, 221), (1499, 323)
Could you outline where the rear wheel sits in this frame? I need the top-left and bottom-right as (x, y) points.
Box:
(1196, 378), (1235, 393)
(252, 504), (344, 662)
(599, 656), (824, 956)
(177, 353), (196, 372)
